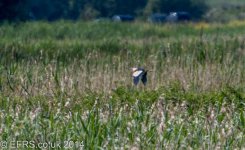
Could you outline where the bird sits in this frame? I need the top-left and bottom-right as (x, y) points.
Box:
(131, 67), (147, 85)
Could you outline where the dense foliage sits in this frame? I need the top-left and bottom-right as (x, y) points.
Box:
(0, 20), (245, 149)
(0, 0), (207, 21)
(0, 21), (245, 149)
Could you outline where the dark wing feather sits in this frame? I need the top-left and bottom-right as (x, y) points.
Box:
(133, 76), (140, 85)
(141, 71), (147, 85)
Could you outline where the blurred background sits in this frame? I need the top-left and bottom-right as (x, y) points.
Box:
(1, 0), (245, 23)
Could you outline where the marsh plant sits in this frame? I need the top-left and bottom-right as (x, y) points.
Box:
(0, 21), (244, 149)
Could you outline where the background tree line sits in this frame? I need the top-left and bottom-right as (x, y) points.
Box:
(0, 0), (208, 21)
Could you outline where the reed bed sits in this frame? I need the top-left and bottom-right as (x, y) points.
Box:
(0, 21), (244, 149)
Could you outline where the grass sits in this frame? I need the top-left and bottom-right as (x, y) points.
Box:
(205, 0), (245, 22)
(206, 0), (245, 6)
(0, 21), (244, 149)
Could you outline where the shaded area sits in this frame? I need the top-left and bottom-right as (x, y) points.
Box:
(0, 0), (207, 21)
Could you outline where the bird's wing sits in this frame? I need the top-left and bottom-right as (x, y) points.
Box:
(132, 70), (143, 77)
(141, 72), (147, 85)
(133, 76), (140, 85)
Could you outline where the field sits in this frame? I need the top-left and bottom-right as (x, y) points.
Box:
(0, 21), (245, 149)
(207, 0), (245, 6)
(205, 0), (245, 22)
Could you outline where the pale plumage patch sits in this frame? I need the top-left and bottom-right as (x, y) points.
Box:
(132, 70), (143, 77)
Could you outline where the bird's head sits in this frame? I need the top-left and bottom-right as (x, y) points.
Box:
(131, 67), (138, 72)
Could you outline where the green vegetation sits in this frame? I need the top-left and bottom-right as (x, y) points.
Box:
(205, 0), (245, 22)
(1, 0), (207, 21)
(207, 0), (245, 6)
(0, 21), (244, 149)
(2, 0), (245, 22)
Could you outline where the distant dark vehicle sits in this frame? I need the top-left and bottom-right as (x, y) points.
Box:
(148, 13), (167, 23)
(112, 15), (134, 22)
(166, 12), (191, 22)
